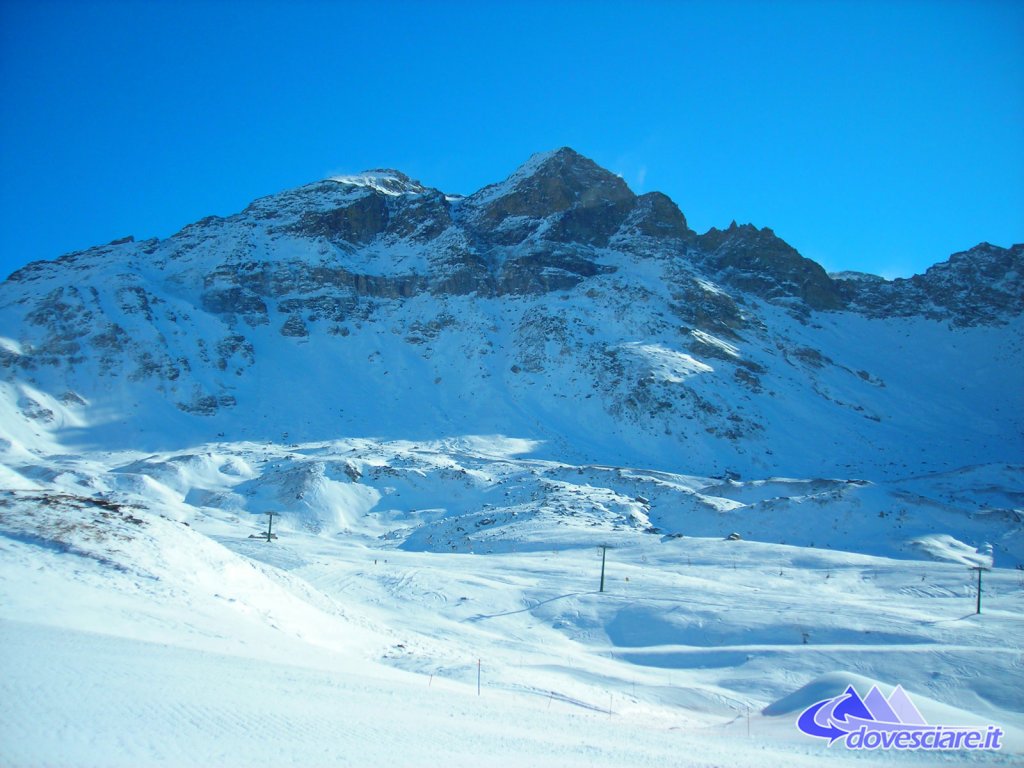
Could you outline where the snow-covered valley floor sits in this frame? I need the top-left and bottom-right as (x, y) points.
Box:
(1, 439), (1022, 766)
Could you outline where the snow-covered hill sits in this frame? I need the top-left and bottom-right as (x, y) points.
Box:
(2, 453), (1022, 766)
(1, 148), (1021, 765)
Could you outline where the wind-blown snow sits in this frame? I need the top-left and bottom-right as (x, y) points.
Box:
(328, 170), (425, 196)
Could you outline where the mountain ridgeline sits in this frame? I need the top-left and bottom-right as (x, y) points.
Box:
(1, 148), (1022, 478)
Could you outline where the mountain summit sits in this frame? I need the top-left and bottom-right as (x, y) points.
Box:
(1, 149), (1021, 481)
(465, 147), (689, 248)
(469, 147), (635, 217)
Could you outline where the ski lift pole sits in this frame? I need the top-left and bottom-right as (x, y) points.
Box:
(265, 510), (277, 542)
(599, 545), (608, 593)
(970, 565), (989, 614)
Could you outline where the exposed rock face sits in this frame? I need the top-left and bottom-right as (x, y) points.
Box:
(280, 315), (309, 338)
(1, 148), (1020, 477)
(696, 223), (844, 311)
(495, 248), (616, 295)
(201, 287), (269, 322)
(625, 192), (692, 241)
(836, 242), (1024, 326)
(468, 148), (634, 224)
(462, 148), (682, 250)
(292, 191), (392, 245)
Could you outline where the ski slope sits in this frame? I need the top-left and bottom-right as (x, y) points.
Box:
(1, 437), (1022, 766)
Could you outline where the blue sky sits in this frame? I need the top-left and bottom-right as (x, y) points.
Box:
(1, 0), (1021, 280)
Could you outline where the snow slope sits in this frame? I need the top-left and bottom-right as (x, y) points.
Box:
(1, 437), (1022, 766)
(1, 150), (1022, 765)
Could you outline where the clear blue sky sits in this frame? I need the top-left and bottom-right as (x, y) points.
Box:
(1, 0), (1022, 281)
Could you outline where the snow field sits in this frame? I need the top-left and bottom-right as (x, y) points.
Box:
(3, 464), (1021, 766)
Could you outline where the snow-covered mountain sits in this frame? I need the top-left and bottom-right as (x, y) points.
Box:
(2, 149), (1022, 765)
(2, 147), (1021, 478)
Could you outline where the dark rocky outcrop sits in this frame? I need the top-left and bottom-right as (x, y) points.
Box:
(696, 223), (844, 310)
(292, 192), (391, 245)
(624, 192), (693, 241)
(836, 242), (1024, 326)
(464, 148), (637, 249)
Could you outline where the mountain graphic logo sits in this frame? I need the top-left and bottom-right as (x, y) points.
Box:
(795, 684), (1003, 751)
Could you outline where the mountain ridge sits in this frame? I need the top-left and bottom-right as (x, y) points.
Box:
(1, 149), (1021, 482)
(7, 147), (1019, 311)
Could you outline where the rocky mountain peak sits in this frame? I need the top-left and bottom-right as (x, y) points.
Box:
(925, 241), (1022, 278)
(463, 148), (639, 248)
(467, 148), (629, 214)
(837, 241), (1024, 325)
(622, 191), (693, 242)
(516, 147), (633, 200)
(696, 223), (844, 311)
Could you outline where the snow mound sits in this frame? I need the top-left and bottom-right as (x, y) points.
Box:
(765, 671), (998, 726)
(0, 489), (384, 658)
(764, 671), (889, 715)
(911, 534), (995, 567)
